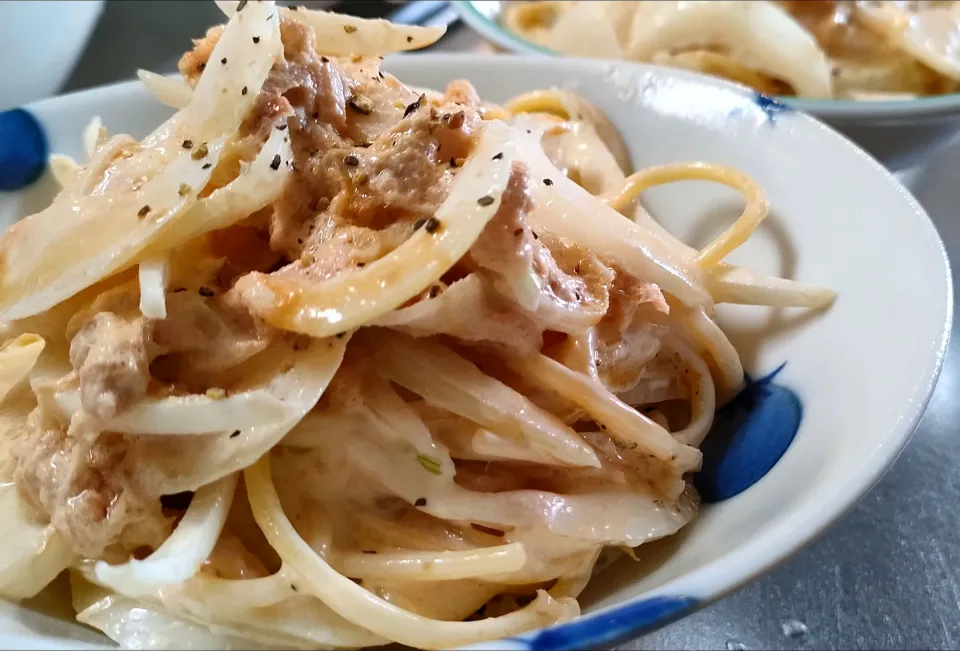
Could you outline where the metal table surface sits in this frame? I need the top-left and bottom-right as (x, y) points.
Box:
(62, 3), (960, 649)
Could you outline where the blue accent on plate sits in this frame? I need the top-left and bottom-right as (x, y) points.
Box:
(752, 92), (791, 123)
(695, 362), (802, 503)
(0, 108), (48, 192)
(510, 596), (698, 650)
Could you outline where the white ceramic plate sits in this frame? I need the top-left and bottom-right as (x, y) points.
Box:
(0, 54), (951, 650)
(450, 0), (960, 169)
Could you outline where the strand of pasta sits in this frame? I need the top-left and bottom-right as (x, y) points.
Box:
(244, 456), (579, 650)
(602, 161), (769, 270)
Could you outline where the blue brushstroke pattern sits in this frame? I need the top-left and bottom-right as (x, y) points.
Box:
(516, 596), (697, 651)
(752, 92), (791, 123)
(0, 108), (48, 192)
(695, 363), (802, 503)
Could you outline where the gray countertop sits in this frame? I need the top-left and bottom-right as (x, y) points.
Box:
(63, 2), (960, 649)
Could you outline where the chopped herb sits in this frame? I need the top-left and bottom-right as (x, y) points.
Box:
(354, 171), (368, 184)
(350, 54), (362, 63)
(414, 497), (427, 507)
(300, 252), (316, 266)
(452, 157), (466, 167)
(344, 24), (358, 33)
(206, 387), (226, 400)
(181, 139), (194, 149)
(230, 430), (241, 438)
(198, 287), (215, 297)
(190, 142), (208, 159)
(543, 178), (554, 186)
(348, 95), (373, 115)
(221, 57), (227, 64)
(447, 111), (465, 129)
(270, 154), (281, 170)
(403, 94), (425, 118)
(413, 218), (426, 231)
(137, 205), (151, 218)
(237, 0), (247, 10)
(178, 183), (192, 197)
(423, 217), (440, 234)
(252, 36), (261, 44)
(343, 154), (359, 167)
(477, 195), (494, 207)
(492, 152), (503, 161)
(416, 454), (442, 475)
(202, 163), (212, 170)
(241, 86), (248, 95)
(406, 35), (414, 42)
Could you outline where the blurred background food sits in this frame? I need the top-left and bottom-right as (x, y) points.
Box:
(498, 1), (960, 100)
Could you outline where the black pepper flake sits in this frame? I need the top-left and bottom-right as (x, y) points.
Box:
(543, 178), (554, 186)
(237, 0), (247, 10)
(413, 218), (426, 231)
(181, 139), (194, 149)
(447, 111), (465, 129)
(276, 124), (287, 131)
(198, 62), (206, 72)
(336, 332), (345, 339)
(348, 96), (373, 115)
(513, 228), (523, 236)
(321, 56), (329, 64)
(406, 35), (414, 42)
(362, 550), (377, 554)
(532, 231), (539, 240)
(311, 112), (319, 120)
(202, 163), (212, 170)
(428, 286), (440, 298)
(344, 24), (357, 33)
(403, 94), (425, 118)
(358, 141), (372, 148)
(378, 70), (385, 80)
(477, 195), (494, 207)
(229, 430), (241, 438)
(270, 154), (281, 170)
(290, 584), (298, 592)
(574, 264), (581, 274)
(357, 261), (366, 268)
(241, 86), (248, 96)
(221, 57), (227, 64)
(198, 287), (215, 297)
(343, 154), (359, 167)
(252, 36), (261, 44)
(492, 152), (503, 161)
(423, 217), (441, 234)
(414, 497), (427, 507)
(137, 205), (151, 218)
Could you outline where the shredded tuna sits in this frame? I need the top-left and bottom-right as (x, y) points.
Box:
(69, 311), (153, 422)
(14, 413), (170, 559)
(178, 25), (224, 87)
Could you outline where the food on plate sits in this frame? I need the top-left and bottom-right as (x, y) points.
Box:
(0, 1), (834, 648)
(502, 1), (960, 100)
